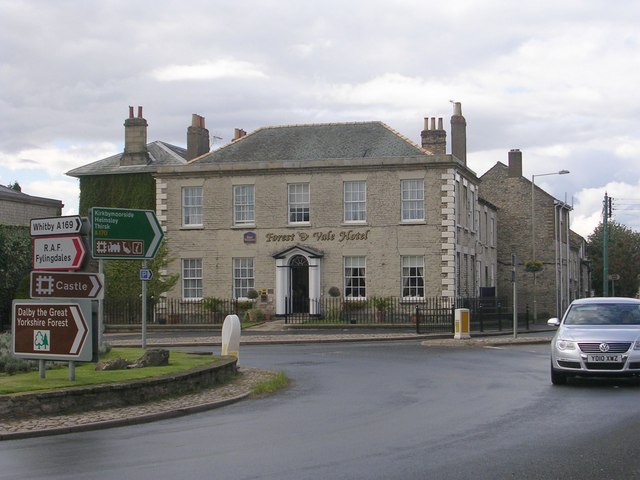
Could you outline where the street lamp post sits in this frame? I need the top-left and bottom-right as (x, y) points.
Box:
(530, 169), (570, 322)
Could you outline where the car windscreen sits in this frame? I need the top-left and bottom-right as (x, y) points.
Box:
(563, 303), (640, 326)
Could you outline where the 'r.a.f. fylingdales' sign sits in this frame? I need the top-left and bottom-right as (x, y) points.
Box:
(265, 229), (370, 243)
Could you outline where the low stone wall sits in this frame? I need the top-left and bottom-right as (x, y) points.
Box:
(0, 357), (238, 420)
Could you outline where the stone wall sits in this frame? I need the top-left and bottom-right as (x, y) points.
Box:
(0, 357), (237, 420)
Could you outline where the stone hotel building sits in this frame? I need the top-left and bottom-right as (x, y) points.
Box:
(154, 103), (498, 316)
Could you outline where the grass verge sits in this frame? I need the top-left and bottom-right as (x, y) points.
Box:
(251, 371), (290, 396)
(0, 348), (218, 395)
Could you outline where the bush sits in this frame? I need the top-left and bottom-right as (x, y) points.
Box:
(203, 297), (225, 312)
(244, 308), (264, 322)
(0, 333), (35, 375)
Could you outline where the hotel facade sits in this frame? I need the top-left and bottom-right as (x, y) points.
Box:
(153, 103), (498, 316)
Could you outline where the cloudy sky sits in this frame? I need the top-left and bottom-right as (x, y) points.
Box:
(2, 0), (639, 239)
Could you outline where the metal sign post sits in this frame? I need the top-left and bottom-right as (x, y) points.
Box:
(512, 254), (518, 339)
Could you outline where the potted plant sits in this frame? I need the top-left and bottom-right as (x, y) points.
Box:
(525, 260), (543, 273)
(202, 297), (225, 324)
(373, 297), (392, 323)
(328, 286), (341, 297)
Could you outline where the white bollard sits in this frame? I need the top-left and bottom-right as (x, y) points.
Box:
(221, 314), (241, 361)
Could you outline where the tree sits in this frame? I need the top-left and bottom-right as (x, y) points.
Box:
(588, 221), (640, 297)
(8, 181), (21, 192)
(103, 240), (179, 300)
(0, 226), (31, 330)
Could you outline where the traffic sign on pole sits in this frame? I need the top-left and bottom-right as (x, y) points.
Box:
(30, 271), (104, 299)
(30, 215), (84, 236)
(91, 207), (164, 260)
(12, 299), (93, 361)
(32, 235), (87, 271)
(139, 268), (153, 281)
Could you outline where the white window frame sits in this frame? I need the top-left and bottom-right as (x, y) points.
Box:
(182, 258), (203, 300)
(182, 186), (203, 227)
(344, 181), (366, 223)
(288, 183), (310, 224)
(401, 179), (425, 222)
(401, 256), (425, 299)
(233, 185), (255, 226)
(233, 257), (254, 299)
(344, 256), (366, 298)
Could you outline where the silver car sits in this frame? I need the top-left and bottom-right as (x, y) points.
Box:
(548, 297), (640, 385)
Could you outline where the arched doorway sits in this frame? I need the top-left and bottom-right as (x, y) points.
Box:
(290, 254), (309, 313)
(273, 245), (323, 317)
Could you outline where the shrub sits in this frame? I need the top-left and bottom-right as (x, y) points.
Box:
(244, 308), (264, 322)
(328, 286), (340, 297)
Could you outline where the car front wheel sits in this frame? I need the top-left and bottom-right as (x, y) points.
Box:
(551, 363), (568, 385)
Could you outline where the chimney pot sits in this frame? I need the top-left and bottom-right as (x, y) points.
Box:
(450, 102), (467, 165)
(421, 115), (446, 154)
(187, 114), (210, 160)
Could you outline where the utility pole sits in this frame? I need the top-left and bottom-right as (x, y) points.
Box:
(602, 192), (612, 296)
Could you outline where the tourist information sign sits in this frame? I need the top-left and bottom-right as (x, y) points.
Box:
(91, 207), (164, 260)
(30, 271), (104, 299)
(30, 215), (84, 236)
(32, 235), (87, 271)
(12, 299), (93, 361)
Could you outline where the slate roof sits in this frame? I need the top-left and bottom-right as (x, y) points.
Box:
(66, 141), (188, 177)
(0, 184), (62, 206)
(191, 122), (428, 165)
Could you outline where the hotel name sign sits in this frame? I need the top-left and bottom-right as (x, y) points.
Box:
(262, 229), (371, 244)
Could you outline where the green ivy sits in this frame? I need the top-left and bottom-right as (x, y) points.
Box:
(78, 173), (155, 215)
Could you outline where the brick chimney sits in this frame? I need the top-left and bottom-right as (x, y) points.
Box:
(187, 114), (210, 160)
(420, 117), (446, 154)
(508, 149), (523, 177)
(233, 128), (247, 141)
(450, 102), (467, 165)
(120, 106), (149, 166)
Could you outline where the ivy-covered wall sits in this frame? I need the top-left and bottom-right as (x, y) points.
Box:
(78, 173), (155, 215)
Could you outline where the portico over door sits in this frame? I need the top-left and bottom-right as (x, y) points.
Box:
(273, 245), (323, 316)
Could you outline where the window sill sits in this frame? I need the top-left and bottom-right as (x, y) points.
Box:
(341, 221), (368, 227)
(232, 224), (256, 229)
(181, 225), (204, 230)
(399, 220), (426, 225)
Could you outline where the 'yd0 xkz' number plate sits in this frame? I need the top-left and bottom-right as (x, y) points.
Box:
(587, 354), (622, 363)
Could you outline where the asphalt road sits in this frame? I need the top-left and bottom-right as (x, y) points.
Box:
(2, 340), (640, 479)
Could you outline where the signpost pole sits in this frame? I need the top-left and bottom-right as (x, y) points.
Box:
(39, 360), (45, 379)
(69, 361), (75, 382)
(141, 260), (147, 349)
(98, 259), (104, 348)
(512, 254), (518, 339)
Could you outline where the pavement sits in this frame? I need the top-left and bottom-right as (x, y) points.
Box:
(0, 321), (554, 440)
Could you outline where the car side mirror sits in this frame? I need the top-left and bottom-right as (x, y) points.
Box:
(547, 318), (560, 327)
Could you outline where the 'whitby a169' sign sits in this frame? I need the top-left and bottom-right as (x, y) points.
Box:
(265, 229), (371, 243)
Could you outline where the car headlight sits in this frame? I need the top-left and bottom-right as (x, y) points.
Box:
(556, 339), (576, 351)
(634, 340), (640, 350)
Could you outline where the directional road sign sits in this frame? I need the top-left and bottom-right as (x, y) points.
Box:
(139, 268), (153, 281)
(30, 215), (84, 236)
(30, 271), (104, 299)
(32, 235), (87, 271)
(91, 207), (164, 260)
(12, 299), (92, 361)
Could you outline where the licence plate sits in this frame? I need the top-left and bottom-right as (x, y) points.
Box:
(587, 354), (622, 363)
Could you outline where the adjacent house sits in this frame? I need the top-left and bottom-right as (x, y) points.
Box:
(0, 184), (63, 226)
(67, 106), (207, 213)
(480, 150), (590, 320)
